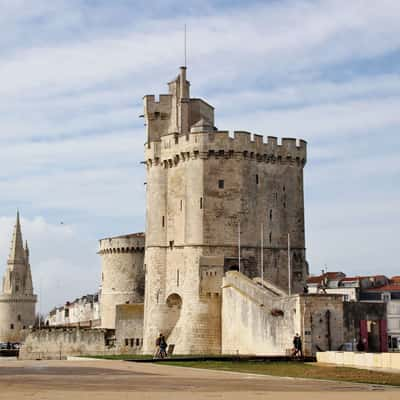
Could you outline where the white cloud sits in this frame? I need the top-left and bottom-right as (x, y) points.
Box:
(0, 0), (399, 312)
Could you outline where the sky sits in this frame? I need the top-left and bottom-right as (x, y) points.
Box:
(0, 0), (399, 314)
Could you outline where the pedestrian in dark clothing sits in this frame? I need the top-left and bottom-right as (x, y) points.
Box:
(356, 338), (365, 352)
(159, 333), (168, 358)
(293, 333), (303, 358)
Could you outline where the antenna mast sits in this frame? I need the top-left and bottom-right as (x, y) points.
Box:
(184, 24), (187, 67)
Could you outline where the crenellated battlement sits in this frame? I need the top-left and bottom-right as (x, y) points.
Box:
(144, 94), (173, 116)
(98, 233), (145, 254)
(145, 130), (306, 167)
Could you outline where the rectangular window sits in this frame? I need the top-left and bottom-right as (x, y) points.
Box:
(200, 197), (203, 209)
(218, 180), (224, 189)
(256, 174), (259, 185)
(136, 338), (140, 346)
(162, 216), (165, 227)
(125, 338), (129, 346)
(130, 339), (134, 347)
(10, 324), (14, 329)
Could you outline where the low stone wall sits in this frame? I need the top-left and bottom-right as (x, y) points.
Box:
(222, 272), (345, 356)
(317, 351), (400, 371)
(222, 272), (300, 356)
(19, 327), (116, 360)
(115, 303), (144, 353)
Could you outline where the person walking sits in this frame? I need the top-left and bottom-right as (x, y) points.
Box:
(293, 333), (303, 358)
(159, 333), (168, 358)
(154, 333), (168, 359)
(153, 334), (161, 359)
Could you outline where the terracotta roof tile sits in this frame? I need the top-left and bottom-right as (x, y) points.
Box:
(366, 285), (400, 292)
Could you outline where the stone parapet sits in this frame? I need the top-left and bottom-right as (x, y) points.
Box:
(99, 233), (145, 254)
(145, 131), (306, 167)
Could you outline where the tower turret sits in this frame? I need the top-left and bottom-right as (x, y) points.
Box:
(142, 68), (308, 354)
(0, 212), (37, 342)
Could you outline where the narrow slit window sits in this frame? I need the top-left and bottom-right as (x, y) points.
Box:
(162, 216), (165, 227)
(269, 210), (272, 220)
(256, 174), (259, 185)
(200, 197), (203, 209)
(177, 269), (180, 287)
(269, 232), (272, 244)
(180, 199), (183, 211)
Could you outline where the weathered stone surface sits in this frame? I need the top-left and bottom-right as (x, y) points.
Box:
(115, 303), (144, 353)
(99, 233), (145, 329)
(222, 271), (344, 356)
(19, 327), (115, 359)
(142, 68), (308, 354)
(0, 212), (36, 342)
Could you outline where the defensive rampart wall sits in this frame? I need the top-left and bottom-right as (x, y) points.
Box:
(145, 131), (306, 166)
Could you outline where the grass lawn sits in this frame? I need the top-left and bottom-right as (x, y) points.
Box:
(81, 354), (154, 360)
(161, 360), (400, 387)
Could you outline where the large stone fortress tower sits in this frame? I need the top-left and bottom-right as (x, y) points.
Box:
(142, 67), (308, 354)
(99, 233), (145, 329)
(0, 212), (36, 342)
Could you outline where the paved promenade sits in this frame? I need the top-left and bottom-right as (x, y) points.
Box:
(0, 359), (399, 399)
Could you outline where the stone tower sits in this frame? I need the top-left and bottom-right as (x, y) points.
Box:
(98, 233), (145, 329)
(0, 212), (37, 342)
(142, 67), (308, 354)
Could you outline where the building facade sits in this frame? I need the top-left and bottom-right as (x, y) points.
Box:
(46, 293), (100, 328)
(142, 67), (309, 354)
(307, 272), (397, 351)
(0, 212), (36, 342)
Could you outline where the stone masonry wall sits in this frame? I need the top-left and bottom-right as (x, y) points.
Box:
(143, 68), (309, 355)
(19, 327), (116, 360)
(222, 271), (300, 355)
(115, 303), (144, 353)
(0, 295), (36, 342)
(222, 272), (344, 356)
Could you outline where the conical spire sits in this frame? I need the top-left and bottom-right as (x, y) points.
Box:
(25, 240), (30, 262)
(8, 211), (25, 265)
(24, 240), (34, 295)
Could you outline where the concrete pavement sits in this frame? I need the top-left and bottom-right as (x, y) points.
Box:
(0, 359), (399, 399)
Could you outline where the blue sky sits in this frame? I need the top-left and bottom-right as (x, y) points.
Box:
(0, 0), (399, 313)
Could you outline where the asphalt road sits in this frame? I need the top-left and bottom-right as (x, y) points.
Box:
(0, 359), (399, 400)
